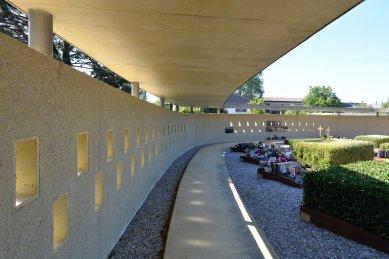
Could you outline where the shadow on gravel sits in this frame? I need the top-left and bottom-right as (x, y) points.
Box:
(109, 145), (209, 259)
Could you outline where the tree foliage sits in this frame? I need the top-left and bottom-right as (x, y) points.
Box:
(0, 0), (131, 92)
(248, 98), (265, 114)
(0, 0), (27, 43)
(284, 107), (309, 115)
(382, 98), (389, 108)
(356, 102), (372, 109)
(176, 106), (226, 114)
(235, 73), (264, 100)
(303, 86), (342, 107)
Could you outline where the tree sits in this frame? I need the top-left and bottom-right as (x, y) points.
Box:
(248, 98), (265, 114)
(303, 86), (342, 107)
(0, 0), (28, 43)
(235, 72), (264, 100)
(0, 0), (132, 92)
(284, 109), (309, 115)
(179, 107), (201, 113)
(382, 98), (389, 108)
(356, 102), (372, 109)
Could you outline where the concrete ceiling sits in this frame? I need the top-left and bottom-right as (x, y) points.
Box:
(8, 0), (362, 107)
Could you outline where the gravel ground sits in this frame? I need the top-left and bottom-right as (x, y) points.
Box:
(109, 145), (207, 259)
(225, 151), (389, 259)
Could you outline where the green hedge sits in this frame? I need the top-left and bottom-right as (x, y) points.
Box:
(289, 138), (323, 145)
(380, 143), (389, 150)
(289, 139), (373, 170)
(354, 135), (389, 148)
(303, 161), (389, 240)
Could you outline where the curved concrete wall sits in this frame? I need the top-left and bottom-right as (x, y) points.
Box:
(0, 33), (194, 258)
(1, 32), (388, 258)
(193, 114), (389, 145)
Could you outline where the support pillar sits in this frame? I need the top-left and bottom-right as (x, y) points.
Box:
(28, 9), (53, 56)
(190, 107), (194, 113)
(169, 103), (173, 110)
(176, 105), (180, 112)
(160, 98), (165, 108)
(132, 82), (139, 98)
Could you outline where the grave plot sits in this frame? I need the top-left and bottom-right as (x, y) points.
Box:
(233, 141), (305, 187)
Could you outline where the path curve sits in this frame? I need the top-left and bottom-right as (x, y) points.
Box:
(164, 143), (277, 259)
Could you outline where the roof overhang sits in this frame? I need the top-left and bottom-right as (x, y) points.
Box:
(7, 0), (362, 107)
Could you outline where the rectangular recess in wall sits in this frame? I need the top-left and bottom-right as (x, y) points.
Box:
(131, 154), (135, 177)
(107, 130), (114, 162)
(145, 127), (149, 144)
(117, 161), (122, 190)
(155, 143), (158, 157)
(152, 128), (155, 141)
(136, 128), (140, 147)
(77, 132), (88, 176)
(95, 172), (103, 210)
(53, 193), (68, 251)
(158, 126), (161, 139)
(225, 127), (234, 134)
(149, 145), (152, 161)
(124, 128), (129, 153)
(15, 137), (39, 208)
(141, 149), (145, 168)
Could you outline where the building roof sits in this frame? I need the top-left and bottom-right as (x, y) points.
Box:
(263, 97), (303, 103)
(7, 0), (362, 107)
(225, 94), (250, 105)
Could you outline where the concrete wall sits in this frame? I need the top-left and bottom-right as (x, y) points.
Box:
(193, 114), (389, 145)
(1, 33), (389, 258)
(0, 34), (194, 258)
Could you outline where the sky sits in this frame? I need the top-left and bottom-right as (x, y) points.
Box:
(262, 0), (389, 105)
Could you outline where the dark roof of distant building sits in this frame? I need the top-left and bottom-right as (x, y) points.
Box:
(263, 97), (303, 103)
(225, 94), (250, 104)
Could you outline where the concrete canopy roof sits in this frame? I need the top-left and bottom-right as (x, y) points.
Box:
(8, 0), (362, 107)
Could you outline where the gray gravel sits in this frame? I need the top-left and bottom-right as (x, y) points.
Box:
(109, 145), (208, 259)
(225, 151), (389, 259)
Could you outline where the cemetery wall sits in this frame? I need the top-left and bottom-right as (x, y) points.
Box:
(0, 33), (195, 258)
(193, 112), (389, 145)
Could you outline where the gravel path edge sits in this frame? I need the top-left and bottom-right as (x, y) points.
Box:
(109, 145), (208, 259)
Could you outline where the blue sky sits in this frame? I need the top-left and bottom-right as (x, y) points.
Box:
(262, 0), (389, 105)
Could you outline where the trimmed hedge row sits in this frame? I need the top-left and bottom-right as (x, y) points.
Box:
(289, 139), (374, 170)
(289, 138), (323, 144)
(303, 161), (389, 240)
(355, 135), (389, 148)
(380, 143), (389, 150)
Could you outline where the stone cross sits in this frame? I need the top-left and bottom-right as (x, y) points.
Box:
(326, 126), (331, 137)
(317, 125), (323, 137)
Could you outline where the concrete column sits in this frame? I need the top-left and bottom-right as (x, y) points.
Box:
(160, 98), (165, 108)
(217, 109), (221, 114)
(28, 9), (53, 56)
(132, 82), (139, 98)
(169, 103), (173, 110)
(190, 107), (194, 113)
(176, 105), (180, 112)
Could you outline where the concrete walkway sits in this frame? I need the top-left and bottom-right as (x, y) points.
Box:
(164, 143), (277, 259)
